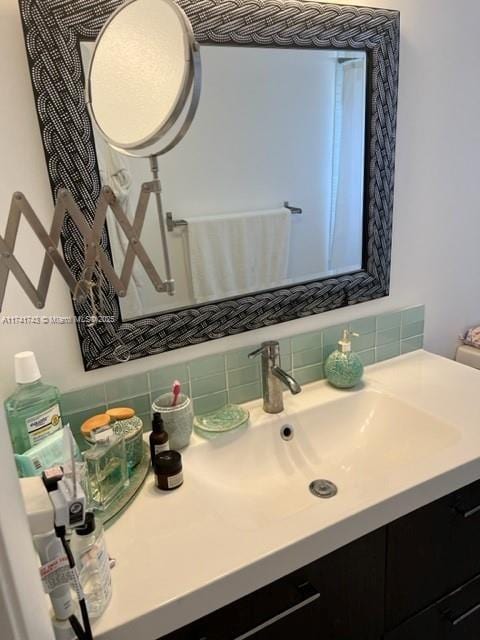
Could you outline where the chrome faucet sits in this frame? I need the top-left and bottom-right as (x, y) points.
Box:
(248, 341), (301, 413)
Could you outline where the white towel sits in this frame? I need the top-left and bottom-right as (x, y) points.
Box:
(186, 208), (291, 303)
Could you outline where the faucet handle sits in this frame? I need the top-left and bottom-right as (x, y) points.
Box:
(248, 346), (264, 360)
(248, 341), (280, 360)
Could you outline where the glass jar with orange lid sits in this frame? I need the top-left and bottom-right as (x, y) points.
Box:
(81, 413), (128, 511)
(81, 410), (143, 474)
(105, 407), (144, 473)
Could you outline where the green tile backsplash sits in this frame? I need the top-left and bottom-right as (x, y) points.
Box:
(292, 346), (324, 369)
(376, 311), (401, 332)
(350, 316), (376, 335)
(376, 342), (401, 362)
(149, 363), (188, 390)
(190, 372), (226, 398)
(376, 326), (401, 347)
(291, 329), (323, 352)
(228, 381), (262, 405)
(228, 364), (260, 389)
(62, 305), (425, 429)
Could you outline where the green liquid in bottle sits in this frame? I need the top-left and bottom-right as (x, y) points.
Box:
(4, 380), (63, 454)
(4, 352), (63, 457)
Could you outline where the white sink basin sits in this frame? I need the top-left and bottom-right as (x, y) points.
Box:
(95, 352), (480, 640)
(186, 388), (460, 529)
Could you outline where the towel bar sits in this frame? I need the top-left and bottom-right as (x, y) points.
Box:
(166, 202), (302, 232)
(166, 212), (188, 231)
(283, 201), (302, 215)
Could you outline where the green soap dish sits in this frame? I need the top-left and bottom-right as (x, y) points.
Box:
(194, 404), (249, 434)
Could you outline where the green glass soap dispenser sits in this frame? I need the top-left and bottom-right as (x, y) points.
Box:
(325, 329), (364, 389)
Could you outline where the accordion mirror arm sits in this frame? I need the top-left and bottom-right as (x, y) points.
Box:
(0, 187), (176, 314)
(0, 192), (86, 311)
(0, 0), (202, 321)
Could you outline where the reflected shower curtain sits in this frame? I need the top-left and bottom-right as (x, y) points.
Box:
(329, 59), (366, 272)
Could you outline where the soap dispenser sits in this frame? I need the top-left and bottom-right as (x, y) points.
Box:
(325, 330), (364, 389)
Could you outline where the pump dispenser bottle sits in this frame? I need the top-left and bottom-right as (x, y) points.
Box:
(324, 330), (364, 389)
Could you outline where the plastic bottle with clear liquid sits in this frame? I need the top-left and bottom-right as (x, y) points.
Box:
(70, 512), (112, 618)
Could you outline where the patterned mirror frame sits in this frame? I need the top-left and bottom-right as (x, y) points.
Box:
(19, 0), (400, 370)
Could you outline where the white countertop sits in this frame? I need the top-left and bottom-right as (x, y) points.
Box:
(93, 351), (480, 640)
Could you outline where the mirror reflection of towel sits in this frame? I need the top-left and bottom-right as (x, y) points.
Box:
(186, 208), (291, 303)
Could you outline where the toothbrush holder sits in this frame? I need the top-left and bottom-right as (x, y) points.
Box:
(151, 393), (193, 450)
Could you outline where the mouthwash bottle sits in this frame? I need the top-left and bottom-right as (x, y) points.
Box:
(4, 351), (63, 455)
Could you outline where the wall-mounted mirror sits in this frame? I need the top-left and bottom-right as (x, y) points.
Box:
(81, 43), (367, 319)
(19, 0), (399, 369)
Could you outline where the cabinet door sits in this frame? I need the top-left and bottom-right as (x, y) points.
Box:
(160, 575), (323, 640)
(160, 528), (385, 640)
(386, 574), (480, 640)
(385, 492), (453, 628)
(245, 593), (324, 640)
(386, 478), (480, 629)
(450, 480), (480, 587)
(298, 527), (385, 640)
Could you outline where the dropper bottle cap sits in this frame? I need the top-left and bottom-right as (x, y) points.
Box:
(152, 412), (165, 434)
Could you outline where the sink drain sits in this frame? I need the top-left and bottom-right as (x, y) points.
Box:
(280, 424), (295, 441)
(309, 479), (338, 499)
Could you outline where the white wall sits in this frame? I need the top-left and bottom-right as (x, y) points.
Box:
(0, 409), (55, 640)
(1, 0), (479, 401)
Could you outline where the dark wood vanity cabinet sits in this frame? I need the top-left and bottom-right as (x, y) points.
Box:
(160, 529), (385, 640)
(160, 479), (480, 640)
(385, 574), (480, 640)
(386, 479), (480, 627)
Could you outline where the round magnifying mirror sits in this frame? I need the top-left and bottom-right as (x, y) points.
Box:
(86, 0), (201, 157)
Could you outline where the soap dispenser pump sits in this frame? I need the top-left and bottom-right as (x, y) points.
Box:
(325, 329), (364, 389)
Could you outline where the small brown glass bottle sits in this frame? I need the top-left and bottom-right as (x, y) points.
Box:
(149, 413), (169, 465)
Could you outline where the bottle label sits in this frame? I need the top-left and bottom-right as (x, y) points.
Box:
(167, 471), (183, 489)
(39, 555), (71, 593)
(26, 403), (62, 447)
(154, 441), (169, 455)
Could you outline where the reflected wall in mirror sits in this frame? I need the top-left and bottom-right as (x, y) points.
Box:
(81, 43), (367, 320)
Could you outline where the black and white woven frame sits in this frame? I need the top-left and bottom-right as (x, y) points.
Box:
(19, 0), (400, 371)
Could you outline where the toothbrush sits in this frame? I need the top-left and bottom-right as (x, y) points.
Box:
(171, 380), (181, 407)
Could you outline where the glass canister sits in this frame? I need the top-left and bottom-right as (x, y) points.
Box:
(151, 393), (193, 450)
(81, 414), (129, 512)
(106, 407), (144, 473)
